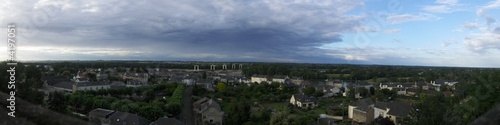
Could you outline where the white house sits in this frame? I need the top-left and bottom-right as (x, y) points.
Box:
(250, 75), (268, 84)
(271, 75), (289, 83)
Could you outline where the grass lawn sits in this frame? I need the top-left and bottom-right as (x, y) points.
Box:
(311, 108), (326, 115)
(262, 102), (287, 109)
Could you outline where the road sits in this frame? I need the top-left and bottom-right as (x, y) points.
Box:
(180, 86), (194, 125)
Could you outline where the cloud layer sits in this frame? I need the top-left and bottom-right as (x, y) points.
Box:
(1, 0), (369, 62)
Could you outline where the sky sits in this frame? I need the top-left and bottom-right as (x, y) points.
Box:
(1, 0), (500, 67)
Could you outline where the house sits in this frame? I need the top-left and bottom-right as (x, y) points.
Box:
(279, 82), (296, 91)
(88, 108), (151, 125)
(73, 81), (110, 92)
(182, 77), (195, 86)
(290, 77), (304, 85)
(348, 98), (375, 123)
(271, 75), (289, 83)
(122, 72), (149, 84)
(406, 88), (417, 96)
(126, 80), (146, 87)
(75, 78), (89, 83)
(51, 81), (74, 93)
(250, 75), (268, 84)
(290, 93), (318, 109)
(42, 76), (71, 86)
(444, 80), (458, 86)
(193, 97), (224, 125)
(150, 117), (184, 125)
(110, 81), (126, 89)
(384, 102), (411, 124)
(350, 100), (411, 124)
(414, 81), (430, 90)
(325, 79), (343, 88)
(353, 81), (373, 89)
(96, 73), (109, 81)
(379, 82), (408, 95)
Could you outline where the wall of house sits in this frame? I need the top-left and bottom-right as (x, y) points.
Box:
(75, 85), (110, 92)
(373, 108), (388, 119)
(353, 109), (367, 123)
(348, 105), (356, 119)
(289, 96), (296, 105)
(272, 79), (286, 83)
(250, 77), (267, 84)
(202, 107), (224, 125)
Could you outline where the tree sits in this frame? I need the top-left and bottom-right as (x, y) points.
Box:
(143, 89), (155, 102)
(370, 87), (375, 95)
(226, 98), (251, 124)
(138, 105), (165, 121)
(405, 93), (447, 125)
(61, 70), (71, 77)
(302, 86), (316, 95)
(358, 87), (368, 97)
(270, 106), (291, 125)
(47, 91), (67, 113)
(217, 82), (227, 93)
(313, 91), (324, 97)
(347, 84), (355, 101)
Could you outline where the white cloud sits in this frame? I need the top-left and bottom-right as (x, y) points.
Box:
(463, 32), (500, 52)
(386, 13), (440, 24)
(441, 40), (458, 47)
(463, 22), (479, 29)
(382, 29), (400, 34)
(477, 0), (500, 16)
(436, 0), (458, 5)
(422, 0), (463, 13)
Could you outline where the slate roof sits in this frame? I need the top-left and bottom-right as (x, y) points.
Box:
(194, 97), (222, 113)
(75, 81), (109, 87)
(387, 102), (411, 117)
(43, 76), (71, 86)
(150, 117), (184, 125)
(351, 98), (374, 112)
(89, 108), (114, 119)
(109, 111), (151, 125)
(52, 81), (74, 90)
(435, 80), (446, 85)
(293, 93), (318, 103)
(416, 81), (428, 86)
(374, 102), (388, 109)
(273, 75), (288, 79)
(77, 78), (89, 81)
(252, 75), (267, 78)
(282, 82), (296, 87)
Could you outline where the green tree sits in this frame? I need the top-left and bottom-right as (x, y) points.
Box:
(139, 105), (165, 121)
(270, 106), (293, 125)
(358, 87), (368, 97)
(347, 84), (355, 101)
(47, 91), (67, 113)
(143, 89), (155, 102)
(226, 98), (251, 124)
(302, 86), (316, 95)
(217, 82), (227, 93)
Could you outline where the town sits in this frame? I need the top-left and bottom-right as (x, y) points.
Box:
(1, 61), (499, 125)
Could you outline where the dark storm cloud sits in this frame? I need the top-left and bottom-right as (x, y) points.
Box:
(3, 0), (367, 62)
